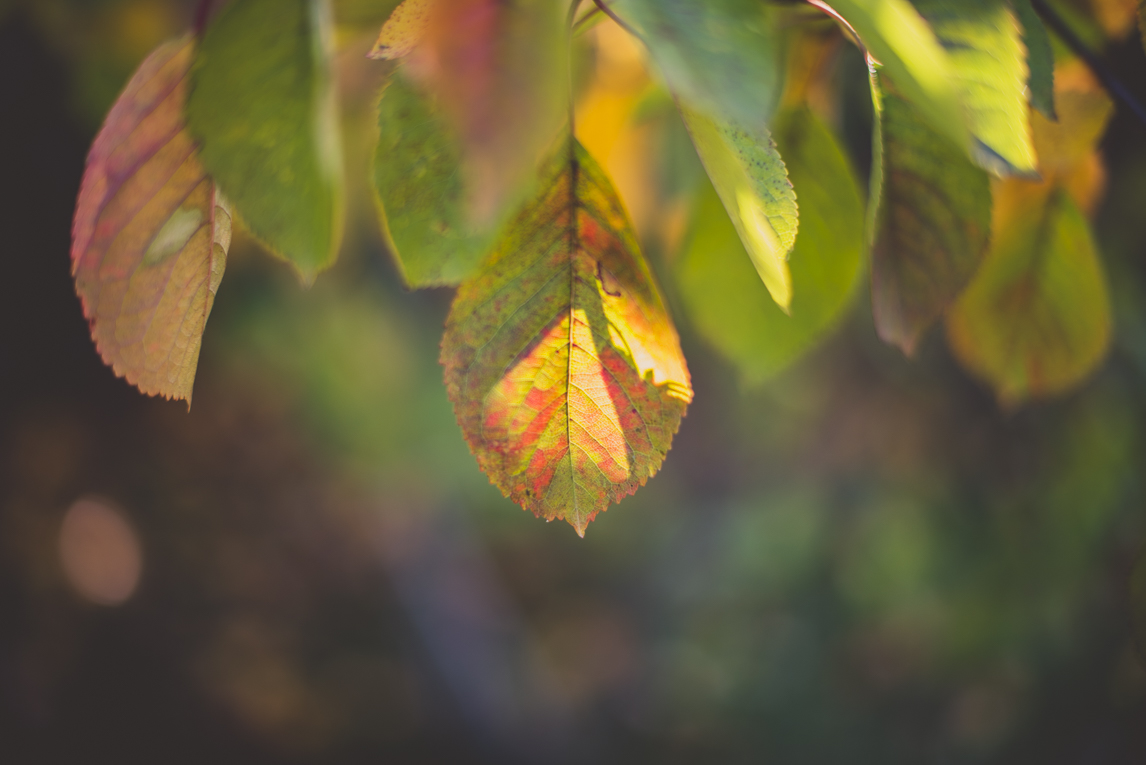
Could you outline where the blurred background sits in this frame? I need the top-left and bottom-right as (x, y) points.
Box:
(3, 0), (1146, 762)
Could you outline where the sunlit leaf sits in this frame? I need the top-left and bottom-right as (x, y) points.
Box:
(1028, 82), (1114, 177)
(372, 70), (494, 287)
(870, 73), (992, 355)
(367, 0), (431, 60)
(407, 0), (565, 227)
(188, 0), (343, 284)
(676, 107), (864, 384)
(1013, 0), (1056, 118)
(611, 0), (782, 129)
(818, 0), (970, 152)
(441, 137), (692, 536)
(911, 0), (1036, 175)
(680, 105), (797, 310)
(71, 36), (232, 404)
(946, 188), (1111, 405)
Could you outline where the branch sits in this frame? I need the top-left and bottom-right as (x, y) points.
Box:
(591, 0), (641, 40)
(1030, 0), (1146, 129)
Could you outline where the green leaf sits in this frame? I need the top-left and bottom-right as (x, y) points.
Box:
(870, 73), (992, 355)
(680, 105), (797, 310)
(612, 0), (782, 128)
(372, 70), (495, 287)
(188, 0), (343, 284)
(441, 137), (693, 536)
(911, 0), (1037, 175)
(946, 188), (1111, 405)
(676, 107), (865, 384)
(819, 0), (970, 152)
(1012, 0), (1056, 118)
(71, 37), (232, 404)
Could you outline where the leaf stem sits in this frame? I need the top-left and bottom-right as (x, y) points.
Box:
(590, 0), (640, 40)
(567, 0), (582, 136)
(1029, 0), (1146, 129)
(803, 0), (872, 66)
(193, 0), (214, 37)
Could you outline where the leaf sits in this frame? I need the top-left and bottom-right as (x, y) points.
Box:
(611, 0), (782, 129)
(407, 0), (565, 227)
(441, 137), (693, 536)
(946, 188), (1111, 405)
(818, 0), (970, 152)
(71, 36), (232, 404)
(911, 0), (1037, 175)
(676, 107), (865, 384)
(1012, 0), (1056, 118)
(1028, 83), (1114, 177)
(367, 0), (432, 60)
(1140, 0), (1146, 52)
(372, 70), (494, 287)
(187, 0), (343, 284)
(679, 105), (798, 310)
(870, 72), (993, 355)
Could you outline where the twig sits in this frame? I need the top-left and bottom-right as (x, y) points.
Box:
(590, 0), (641, 40)
(573, 5), (602, 33)
(1030, 0), (1146, 129)
(804, 0), (874, 66)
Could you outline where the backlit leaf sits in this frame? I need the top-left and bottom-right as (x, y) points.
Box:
(441, 137), (693, 536)
(188, 0), (343, 284)
(1013, 0), (1056, 118)
(407, 0), (565, 227)
(871, 73), (992, 355)
(680, 105), (797, 310)
(611, 0), (782, 129)
(819, 0), (970, 152)
(71, 36), (232, 403)
(946, 188), (1111, 405)
(372, 70), (494, 287)
(911, 0), (1036, 175)
(367, 0), (431, 60)
(676, 107), (864, 384)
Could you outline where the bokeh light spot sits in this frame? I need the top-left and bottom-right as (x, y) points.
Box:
(58, 497), (143, 606)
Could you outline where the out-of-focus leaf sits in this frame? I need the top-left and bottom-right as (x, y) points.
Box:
(71, 36), (232, 404)
(819, 0), (970, 152)
(408, 0), (565, 227)
(188, 0), (343, 284)
(367, 0), (431, 59)
(372, 71), (493, 287)
(1029, 84), (1114, 176)
(1140, 0), (1146, 52)
(441, 137), (692, 536)
(680, 105), (797, 310)
(946, 188), (1111, 405)
(676, 108), (864, 384)
(870, 73), (992, 355)
(1013, 0), (1056, 118)
(611, 0), (782, 128)
(911, 0), (1036, 175)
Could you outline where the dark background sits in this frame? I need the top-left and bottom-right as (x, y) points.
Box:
(3, 1), (1146, 762)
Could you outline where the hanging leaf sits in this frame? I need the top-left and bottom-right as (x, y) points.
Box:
(372, 70), (495, 287)
(946, 188), (1111, 405)
(611, 0), (782, 129)
(676, 107), (864, 384)
(817, 0), (970, 152)
(680, 105), (797, 310)
(441, 137), (693, 536)
(870, 73), (992, 355)
(1013, 0), (1056, 118)
(910, 0), (1036, 175)
(72, 36), (232, 404)
(187, 0), (343, 284)
(367, 0), (432, 60)
(406, 0), (565, 227)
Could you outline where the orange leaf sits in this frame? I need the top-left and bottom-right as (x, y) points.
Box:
(71, 36), (231, 404)
(367, 0), (433, 60)
(441, 138), (692, 536)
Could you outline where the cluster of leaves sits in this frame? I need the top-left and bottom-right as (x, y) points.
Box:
(70, 0), (1140, 533)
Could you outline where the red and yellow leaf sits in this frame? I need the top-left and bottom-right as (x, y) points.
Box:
(71, 36), (231, 403)
(367, 0), (433, 60)
(441, 138), (693, 536)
